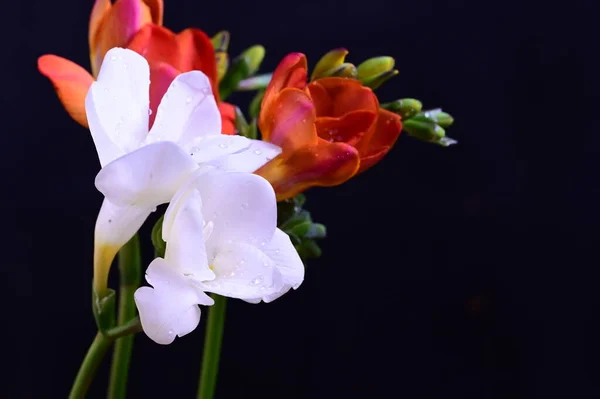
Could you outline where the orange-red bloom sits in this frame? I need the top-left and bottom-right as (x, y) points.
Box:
(38, 0), (235, 134)
(256, 53), (402, 200)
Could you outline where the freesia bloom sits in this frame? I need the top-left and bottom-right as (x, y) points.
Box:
(135, 168), (304, 344)
(87, 48), (280, 296)
(255, 53), (403, 200)
(37, 0), (237, 133)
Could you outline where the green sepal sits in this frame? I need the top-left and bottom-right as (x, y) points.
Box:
(295, 239), (322, 260)
(151, 215), (166, 258)
(248, 118), (258, 140)
(234, 106), (250, 137)
(93, 287), (116, 333)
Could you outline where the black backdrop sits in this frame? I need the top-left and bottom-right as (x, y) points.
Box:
(5, 0), (600, 397)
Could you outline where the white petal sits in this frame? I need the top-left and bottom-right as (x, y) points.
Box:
(186, 135), (251, 164)
(201, 241), (283, 300)
(194, 170), (277, 248)
(85, 48), (150, 166)
(135, 258), (214, 345)
(256, 228), (305, 303)
(164, 188), (215, 281)
(145, 71), (221, 146)
(94, 198), (152, 249)
(207, 140), (282, 173)
(95, 141), (198, 208)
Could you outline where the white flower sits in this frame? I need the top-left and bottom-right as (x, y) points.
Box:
(134, 168), (304, 344)
(85, 47), (281, 292)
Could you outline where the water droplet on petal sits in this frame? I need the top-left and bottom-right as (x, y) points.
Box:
(148, 109), (153, 116)
(219, 143), (228, 149)
(185, 97), (192, 104)
(253, 149), (262, 155)
(110, 55), (117, 61)
(241, 202), (249, 209)
(251, 276), (264, 285)
(103, 88), (108, 93)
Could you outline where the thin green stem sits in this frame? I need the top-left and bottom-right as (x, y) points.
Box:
(197, 294), (228, 399)
(108, 234), (141, 399)
(68, 332), (112, 399)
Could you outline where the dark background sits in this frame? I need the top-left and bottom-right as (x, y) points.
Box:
(5, 0), (600, 397)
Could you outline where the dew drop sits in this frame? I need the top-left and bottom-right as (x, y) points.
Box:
(228, 271), (236, 277)
(185, 97), (192, 104)
(251, 276), (264, 285)
(253, 149), (262, 155)
(219, 143), (228, 149)
(241, 202), (249, 209)
(103, 88), (108, 93)
(148, 109), (153, 116)
(110, 55), (117, 61)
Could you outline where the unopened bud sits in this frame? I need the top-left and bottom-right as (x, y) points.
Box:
(311, 48), (349, 80)
(380, 98), (423, 119)
(211, 31), (230, 52)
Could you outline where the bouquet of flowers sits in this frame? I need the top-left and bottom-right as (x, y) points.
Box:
(38, 0), (456, 397)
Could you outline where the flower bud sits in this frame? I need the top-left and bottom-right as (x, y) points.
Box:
(357, 56), (395, 79)
(240, 45), (265, 76)
(211, 30), (230, 52)
(325, 62), (358, 78)
(403, 118), (457, 147)
(310, 48), (349, 80)
(420, 108), (454, 128)
(380, 98), (423, 119)
(360, 69), (398, 90)
(237, 73), (272, 91)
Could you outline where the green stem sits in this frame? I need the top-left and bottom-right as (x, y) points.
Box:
(68, 332), (112, 399)
(197, 294), (228, 399)
(108, 234), (141, 399)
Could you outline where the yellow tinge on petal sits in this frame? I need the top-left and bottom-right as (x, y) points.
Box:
(93, 242), (120, 298)
(310, 48), (349, 81)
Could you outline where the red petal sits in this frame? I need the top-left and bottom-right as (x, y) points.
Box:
(38, 55), (94, 127)
(308, 77), (378, 118)
(175, 28), (219, 99)
(357, 109), (402, 173)
(218, 102), (236, 135)
(148, 62), (179, 128)
(126, 24), (181, 69)
(315, 110), (377, 147)
(256, 140), (360, 201)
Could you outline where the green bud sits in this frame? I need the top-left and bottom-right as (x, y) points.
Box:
(237, 73), (272, 91)
(357, 56), (395, 79)
(234, 106), (250, 137)
(305, 223), (326, 239)
(324, 62), (358, 79)
(211, 31), (230, 52)
(360, 69), (399, 90)
(215, 51), (229, 83)
(380, 98), (422, 119)
(311, 48), (349, 81)
(403, 118), (458, 147)
(93, 287), (116, 333)
(293, 193), (306, 207)
(248, 118), (259, 140)
(151, 215), (166, 258)
(240, 45), (265, 76)
(417, 108), (454, 128)
(249, 89), (265, 119)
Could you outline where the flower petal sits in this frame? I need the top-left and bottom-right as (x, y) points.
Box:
(308, 77), (379, 118)
(164, 187), (214, 281)
(260, 53), (308, 135)
(88, 0), (111, 76)
(206, 139), (282, 173)
(38, 55), (94, 127)
(146, 71), (221, 146)
(260, 88), (318, 151)
(126, 24), (180, 68)
(143, 0), (163, 25)
(175, 28), (219, 96)
(94, 198), (153, 292)
(194, 170), (277, 248)
(357, 109), (402, 173)
(187, 135), (251, 164)
(314, 110), (377, 147)
(91, 0), (152, 76)
(86, 48), (150, 165)
(218, 102), (236, 135)
(95, 141), (198, 208)
(201, 241), (283, 300)
(148, 62), (179, 129)
(256, 140), (360, 201)
(242, 228), (304, 303)
(135, 258), (214, 345)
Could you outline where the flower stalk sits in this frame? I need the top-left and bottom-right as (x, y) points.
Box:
(108, 234), (142, 399)
(68, 332), (112, 399)
(197, 294), (228, 399)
